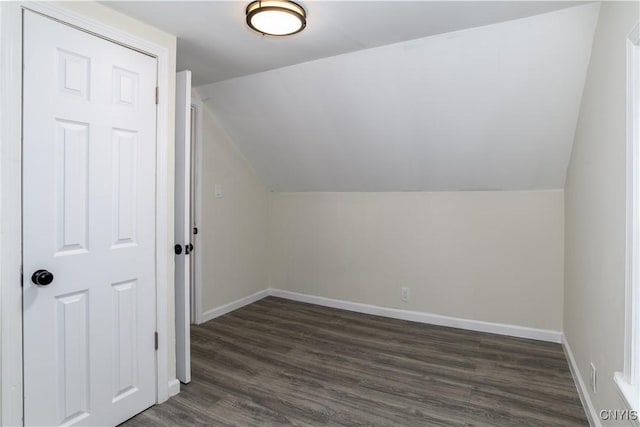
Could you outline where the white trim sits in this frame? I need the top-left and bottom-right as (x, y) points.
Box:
(618, 21), (640, 417)
(0, 3), (174, 424)
(562, 334), (601, 427)
(198, 288), (562, 343)
(0, 3), (25, 425)
(625, 20), (640, 387)
(615, 372), (640, 426)
(269, 289), (563, 343)
(199, 289), (272, 324)
(191, 97), (204, 325)
(167, 378), (181, 398)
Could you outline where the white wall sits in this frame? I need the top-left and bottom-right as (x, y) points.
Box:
(564, 1), (640, 424)
(198, 104), (269, 315)
(269, 191), (564, 331)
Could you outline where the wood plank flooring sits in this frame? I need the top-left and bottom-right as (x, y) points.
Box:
(122, 297), (587, 426)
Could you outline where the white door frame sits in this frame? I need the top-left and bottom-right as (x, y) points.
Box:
(0, 3), (173, 425)
(191, 97), (205, 325)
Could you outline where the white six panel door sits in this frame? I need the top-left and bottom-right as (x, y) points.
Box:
(23, 11), (158, 426)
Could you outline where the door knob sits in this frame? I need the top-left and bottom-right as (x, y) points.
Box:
(32, 269), (54, 286)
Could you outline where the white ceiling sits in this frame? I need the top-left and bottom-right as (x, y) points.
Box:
(105, 1), (586, 86)
(196, 3), (599, 191)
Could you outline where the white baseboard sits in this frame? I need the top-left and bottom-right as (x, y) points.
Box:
(269, 289), (562, 343)
(196, 287), (561, 342)
(199, 289), (271, 324)
(562, 333), (601, 427)
(167, 378), (180, 398)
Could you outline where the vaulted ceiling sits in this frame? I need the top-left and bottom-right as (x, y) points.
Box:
(106, 1), (600, 192)
(106, 1), (586, 86)
(197, 3), (599, 191)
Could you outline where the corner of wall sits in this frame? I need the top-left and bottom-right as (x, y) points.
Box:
(196, 100), (271, 316)
(562, 2), (639, 423)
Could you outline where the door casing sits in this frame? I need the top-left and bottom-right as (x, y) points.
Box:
(0, 3), (175, 425)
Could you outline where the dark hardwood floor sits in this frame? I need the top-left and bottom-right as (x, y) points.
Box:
(122, 297), (587, 426)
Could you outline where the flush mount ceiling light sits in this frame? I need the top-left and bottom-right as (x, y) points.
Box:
(246, 0), (306, 36)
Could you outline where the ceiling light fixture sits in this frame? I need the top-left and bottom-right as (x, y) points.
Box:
(246, 0), (306, 36)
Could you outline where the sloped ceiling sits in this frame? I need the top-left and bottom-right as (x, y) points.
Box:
(105, 1), (585, 86)
(197, 3), (599, 192)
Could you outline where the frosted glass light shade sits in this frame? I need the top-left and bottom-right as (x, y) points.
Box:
(246, 0), (306, 36)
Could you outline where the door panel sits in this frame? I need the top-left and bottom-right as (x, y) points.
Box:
(111, 279), (138, 403)
(56, 290), (90, 425)
(23, 11), (158, 426)
(112, 129), (139, 247)
(55, 120), (90, 255)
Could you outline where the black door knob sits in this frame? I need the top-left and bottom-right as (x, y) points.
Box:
(32, 269), (54, 286)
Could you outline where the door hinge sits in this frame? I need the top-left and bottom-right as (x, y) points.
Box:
(20, 265), (23, 288)
(155, 332), (159, 350)
(155, 87), (159, 105)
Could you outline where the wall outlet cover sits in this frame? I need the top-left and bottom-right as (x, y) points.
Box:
(401, 287), (410, 302)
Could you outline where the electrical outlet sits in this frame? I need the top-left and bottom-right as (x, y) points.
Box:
(401, 287), (410, 302)
(214, 183), (223, 198)
(590, 363), (597, 393)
